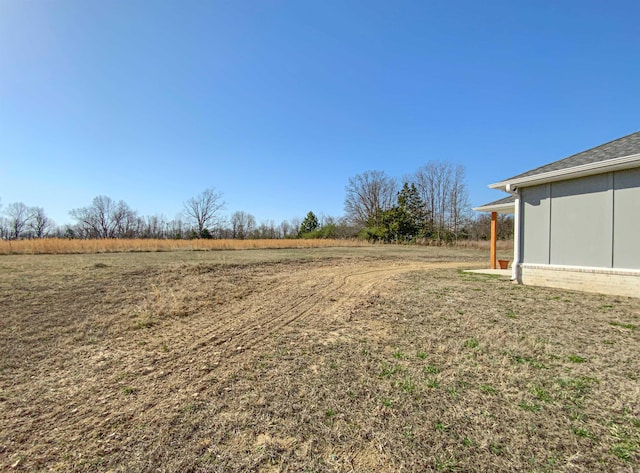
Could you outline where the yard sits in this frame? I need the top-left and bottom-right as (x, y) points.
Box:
(0, 246), (638, 471)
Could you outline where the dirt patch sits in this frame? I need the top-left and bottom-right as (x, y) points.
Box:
(1, 247), (638, 472)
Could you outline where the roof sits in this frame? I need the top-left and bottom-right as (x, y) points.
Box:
(490, 130), (640, 191)
(473, 195), (515, 214)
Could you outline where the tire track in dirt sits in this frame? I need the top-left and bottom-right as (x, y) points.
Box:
(98, 261), (472, 376)
(194, 261), (472, 358)
(182, 273), (337, 356)
(179, 263), (394, 356)
(118, 266), (338, 369)
(0, 257), (484, 471)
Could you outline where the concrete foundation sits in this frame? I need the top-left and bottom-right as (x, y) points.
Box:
(520, 264), (640, 298)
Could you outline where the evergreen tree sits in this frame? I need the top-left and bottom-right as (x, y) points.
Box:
(360, 183), (430, 242)
(298, 211), (319, 236)
(397, 183), (430, 238)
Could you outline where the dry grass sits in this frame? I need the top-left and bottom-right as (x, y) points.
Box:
(0, 238), (369, 255)
(0, 238), (513, 256)
(1, 246), (637, 472)
(449, 239), (513, 250)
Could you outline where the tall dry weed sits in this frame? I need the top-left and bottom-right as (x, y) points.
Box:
(416, 239), (514, 250)
(0, 237), (512, 255)
(0, 238), (369, 255)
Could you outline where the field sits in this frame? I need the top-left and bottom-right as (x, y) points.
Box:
(1, 246), (638, 472)
(0, 238), (370, 255)
(0, 238), (513, 256)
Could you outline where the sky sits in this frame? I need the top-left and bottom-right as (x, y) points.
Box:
(1, 0), (639, 227)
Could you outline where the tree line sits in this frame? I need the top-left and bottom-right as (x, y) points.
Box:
(344, 162), (510, 242)
(0, 191), (355, 241)
(0, 161), (513, 242)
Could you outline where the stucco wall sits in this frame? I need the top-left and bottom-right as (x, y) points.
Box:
(549, 173), (613, 267)
(521, 184), (550, 264)
(520, 168), (640, 270)
(613, 168), (640, 269)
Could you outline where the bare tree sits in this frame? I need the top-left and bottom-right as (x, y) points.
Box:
(70, 196), (110, 238)
(289, 217), (302, 236)
(0, 199), (6, 240)
(110, 202), (138, 238)
(5, 202), (31, 239)
(70, 196), (135, 238)
(469, 213), (513, 240)
(54, 224), (78, 239)
(183, 188), (225, 238)
(413, 161), (471, 240)
(0, 217), (9, 239)
(278, 220), (291, 239)
(344, 170), (398, 227)
(167, 216), (186, 240)
(448, 165), (471, 237)
(414, 161), (448, 238)
(29, 207), (54, 238)
(142, 214), (168, 239)
(230, 211), (256, 239)
(253, 220), (278, 239)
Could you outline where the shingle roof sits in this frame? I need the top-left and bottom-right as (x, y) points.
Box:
(503, 130), (640, 181)
(480, 195), (516, 207)
(473, 194), (515, 213)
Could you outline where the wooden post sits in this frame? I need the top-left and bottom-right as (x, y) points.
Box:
(490, 211), (497, 269)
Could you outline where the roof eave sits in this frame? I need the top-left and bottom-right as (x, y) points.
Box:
(489, 153), (640, 191)
(473, 202), (515, 214)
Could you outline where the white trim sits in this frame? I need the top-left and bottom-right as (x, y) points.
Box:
(520, 262), (640, 276)
(489, 153), (640, 191)
(512, 190), (521, 282)
(472, 202), (515, 213)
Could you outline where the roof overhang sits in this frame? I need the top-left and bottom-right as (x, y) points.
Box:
(489, 153), (640, 192)
(473, 202), (515, 214)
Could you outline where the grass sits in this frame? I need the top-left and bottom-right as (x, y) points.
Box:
(424, 363), (440, 374)
(511, 354), (546, 369)
(568, 354), (587, 363)
(573, 426), (597, 440)
(463, 338), (479, 349)
(426, 378), (441, 389)
(121, 386), (137, 395)
(531, 385), (552, 402)
(393, 349), (406, 359)
(0, 237), (369, 255)
(610, 321), (637, 330)
(506, 309), (518, 319)
(0, 237), (513, 256)
(399, 378), (417, 394)
(519, 402), (542, 412)
(1, 245), (638, 471)
(380, 363), (403, 378)
(479, 384), (497, 395)
(434, 454), (460, 472)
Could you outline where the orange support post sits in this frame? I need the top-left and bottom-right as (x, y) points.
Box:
(490, 211), (497, 269)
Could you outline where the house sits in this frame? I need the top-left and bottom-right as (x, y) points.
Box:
(475, 130), (640, 298)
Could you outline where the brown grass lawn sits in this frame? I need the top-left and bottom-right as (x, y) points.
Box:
(0, 246), (638, 472)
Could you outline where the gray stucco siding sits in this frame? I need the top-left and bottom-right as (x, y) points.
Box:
(613, 168), (640, 269)
(521, 184), (551, 264)
(519, 169), (640, 271)
(549, 173), (613, 268)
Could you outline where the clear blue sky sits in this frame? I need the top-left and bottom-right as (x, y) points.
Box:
(1, 0), (639, 227)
